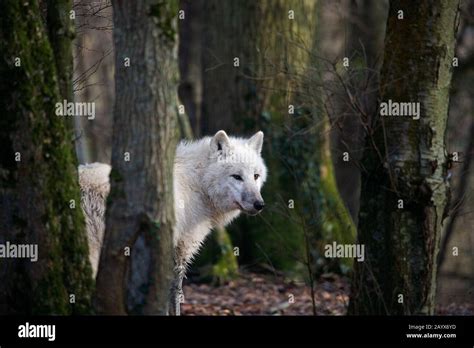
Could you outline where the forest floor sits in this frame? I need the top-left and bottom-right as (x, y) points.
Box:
(182, 272), (474, 316)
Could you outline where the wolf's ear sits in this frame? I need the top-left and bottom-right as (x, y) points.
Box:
(247, 131), (264, 154)
(211, 130), (231, 153)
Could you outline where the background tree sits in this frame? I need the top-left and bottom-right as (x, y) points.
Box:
(321, 0), (388, 225)
(349, 0), (459, 315)
(0, 0), (93, 314)
(72, 0), (114, 164)
(437, 0), (474, 305)
(94, 0), (178, 315)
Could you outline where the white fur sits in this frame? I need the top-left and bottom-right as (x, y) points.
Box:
(78, 162), (111, 277)
(79, 130), (267, 277)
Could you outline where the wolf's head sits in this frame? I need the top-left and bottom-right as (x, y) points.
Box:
(204, 130), (267, 216)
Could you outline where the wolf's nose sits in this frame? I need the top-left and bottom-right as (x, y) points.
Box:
(254, 200), (265, 211)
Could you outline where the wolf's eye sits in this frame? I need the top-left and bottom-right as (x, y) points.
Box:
(254, 174), (260, 180)
(231, 174), (243, 181)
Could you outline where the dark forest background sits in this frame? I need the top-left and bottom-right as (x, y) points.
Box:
(0, 0), (472, 315)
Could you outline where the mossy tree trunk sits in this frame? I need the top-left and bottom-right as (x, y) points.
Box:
(283, 0), (357, 276)
(349, 0), (458, 315)
(0, 0), (93, 314)
(46, 0), (75, 102)
(94, 0), (178, 315)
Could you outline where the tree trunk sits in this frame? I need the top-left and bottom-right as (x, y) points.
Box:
(199, 0), (263, 135)
(325, 0), (389, 224)
(46, 0), (75, 101)
(349, 0), (459, 315)
(94, 0), (178, 315)
(284, 2), (355, 278)
(0, 0), (93, 314)
(178, 0), (203, 137)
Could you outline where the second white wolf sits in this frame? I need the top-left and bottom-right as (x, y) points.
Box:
(79, 130), (267, 315)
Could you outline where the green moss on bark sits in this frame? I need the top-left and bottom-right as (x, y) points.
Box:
(46, 0), (75, 101)
(0, 0), (93, 314)
(149, 0), (179, 44)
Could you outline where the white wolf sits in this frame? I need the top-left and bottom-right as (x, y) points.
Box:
(79, 130), (267, 315)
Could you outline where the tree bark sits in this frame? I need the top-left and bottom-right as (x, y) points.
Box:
(349, 0), (459, 315)
(438, 118), (474, 268)
(94, 0), (178, 315)
(46, 0), (75, 101)
(199, 0), (263, 135)
(178, 0), (203, 137)
(0, 0), (93, 314)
